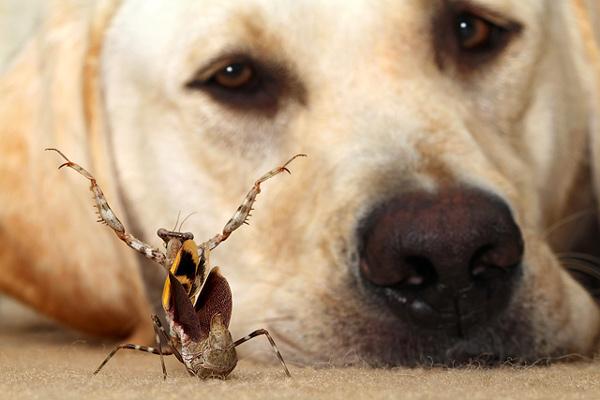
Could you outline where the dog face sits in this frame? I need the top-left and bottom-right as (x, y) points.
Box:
(101, 0), (600, 365)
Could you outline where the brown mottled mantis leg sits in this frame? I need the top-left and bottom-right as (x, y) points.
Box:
(151, 315), (184, 363)
(93, 342), (174, 377)
(232, 329), (292, 377)
(93, 315), (180, 379)
(151, 315), (169, 380)
(151, 315), (198, 377)
(202, 154), (306, 250)
(46, 148), (166, 265)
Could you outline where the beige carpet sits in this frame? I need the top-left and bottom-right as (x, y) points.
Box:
(1, 299), (600, 400)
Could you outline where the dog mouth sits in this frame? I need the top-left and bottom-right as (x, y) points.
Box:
(357, 270), (522, 339)
(273, 314), (540, 368)
(263, 266), (541, 368)
(315, 253), (600, 368)
(344, 268), (539, 367)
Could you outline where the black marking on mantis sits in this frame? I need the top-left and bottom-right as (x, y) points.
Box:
(46, 148), (304, 379)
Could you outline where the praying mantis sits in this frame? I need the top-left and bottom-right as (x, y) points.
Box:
(47, 148), (305, 379)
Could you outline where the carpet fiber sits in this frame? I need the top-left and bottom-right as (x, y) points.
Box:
(1, 300), (599, 400)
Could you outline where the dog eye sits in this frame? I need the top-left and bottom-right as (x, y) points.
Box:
(211, 62), (256, 90)
(433, 7), (522, 71)
(455, 13), (507, 52)
(185, 57), (285, 113)
(185, 58), (263, 95)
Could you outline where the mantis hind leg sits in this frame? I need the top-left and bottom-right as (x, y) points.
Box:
(233, 328), (291, 377)
(93, 342), (174, 377)
(150, 315), (198, 377)
(151, 314), (184, 364)
(151, 316), (168, 380)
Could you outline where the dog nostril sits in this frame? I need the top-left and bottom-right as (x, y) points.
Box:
(359, 255), (437, 289)
(470, 242), (523, 280)
(403, 256), (437, 287)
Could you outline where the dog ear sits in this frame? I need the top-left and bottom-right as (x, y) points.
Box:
(0, 1), (154, 342)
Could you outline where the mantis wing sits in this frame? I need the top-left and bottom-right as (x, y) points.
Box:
(194, 267), (233, 333)
(164, 272), (203, 341)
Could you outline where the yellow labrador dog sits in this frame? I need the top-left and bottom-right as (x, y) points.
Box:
(2, 0), (600, 366)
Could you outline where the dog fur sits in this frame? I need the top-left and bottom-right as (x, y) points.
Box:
(1, 0), (600, 365)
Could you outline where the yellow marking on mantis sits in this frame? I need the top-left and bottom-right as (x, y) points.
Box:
(162, 239), (200, 311)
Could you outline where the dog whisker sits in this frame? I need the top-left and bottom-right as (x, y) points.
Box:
(542, 208), (598, 240)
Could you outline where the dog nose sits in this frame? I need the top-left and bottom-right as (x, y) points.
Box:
(359, 188), (523, 334)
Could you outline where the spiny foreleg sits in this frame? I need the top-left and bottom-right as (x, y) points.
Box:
(203, 154), (306, 250)
(46, 148), (165, 265)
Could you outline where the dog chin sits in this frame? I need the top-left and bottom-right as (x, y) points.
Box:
(263, 268), (561, 368)
(283, 313), (544, 367)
